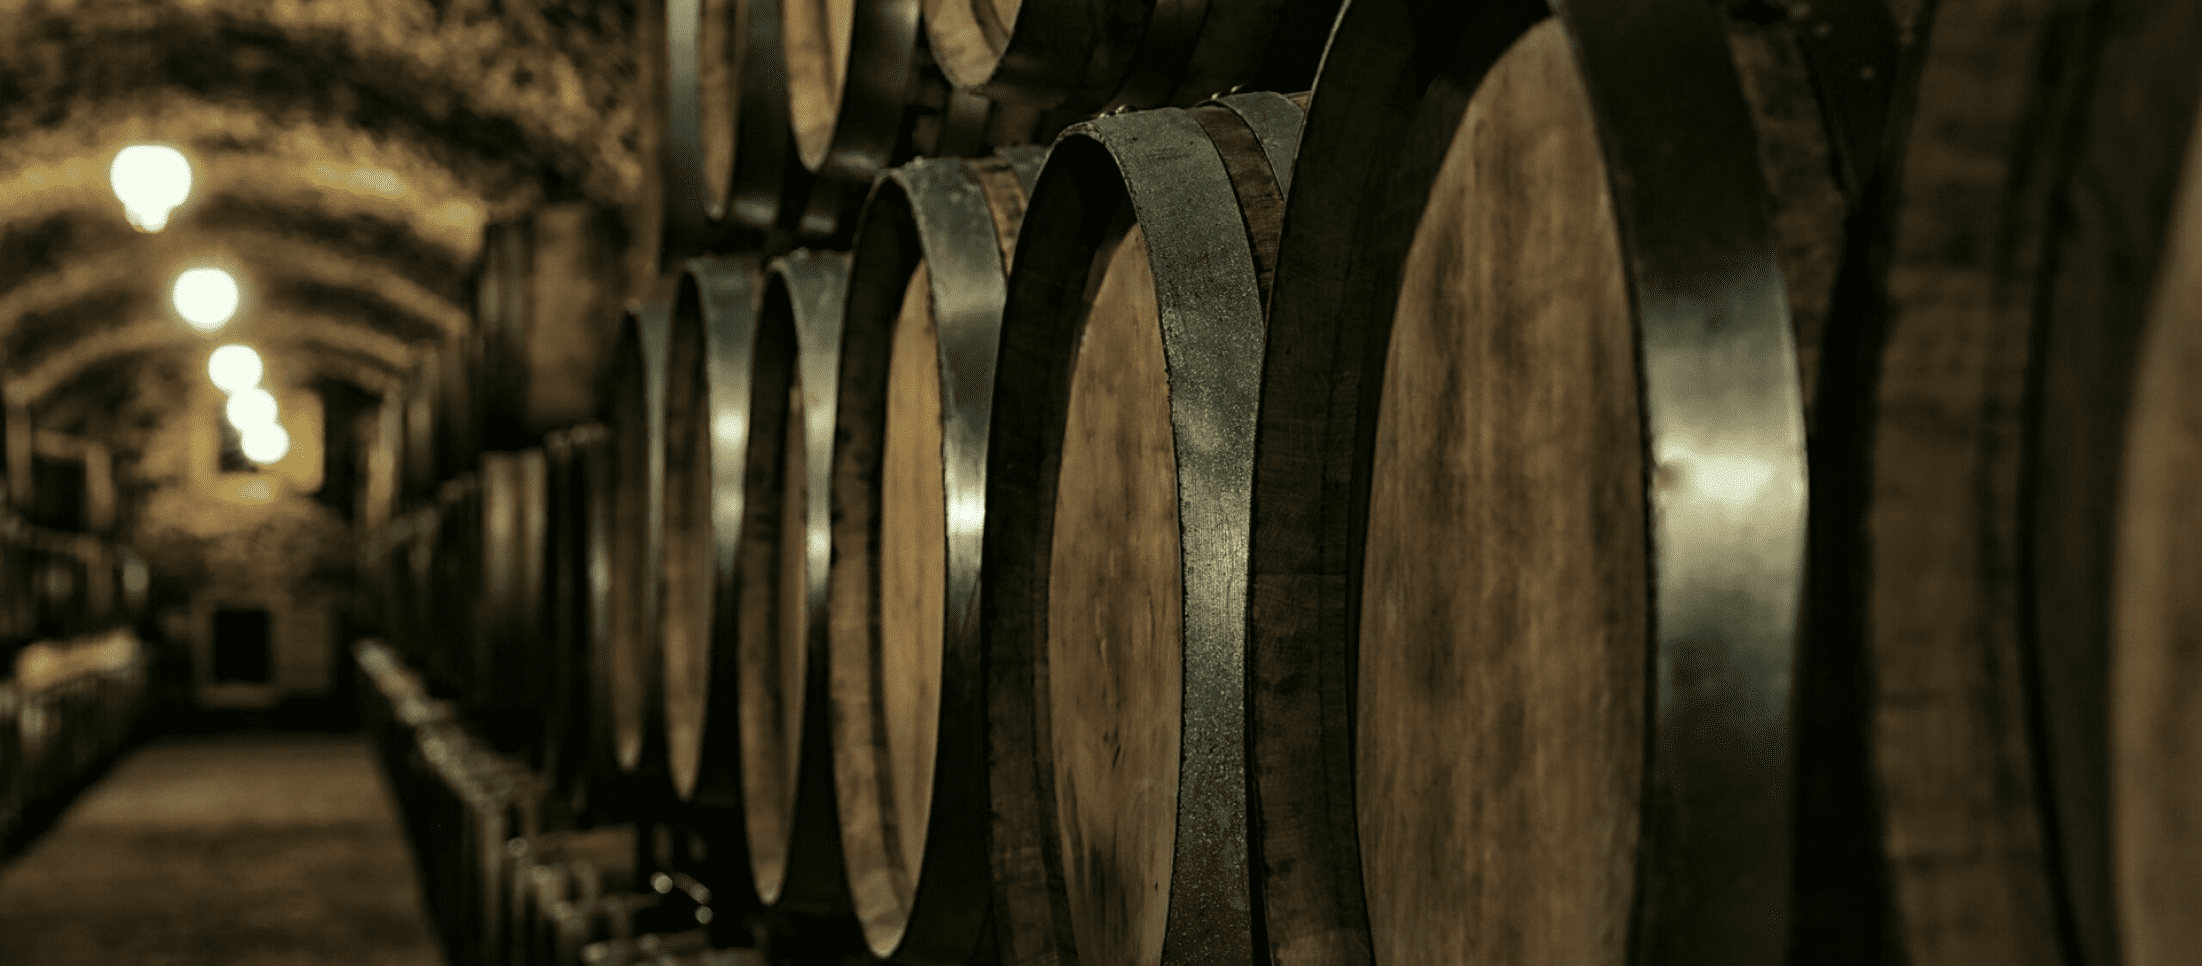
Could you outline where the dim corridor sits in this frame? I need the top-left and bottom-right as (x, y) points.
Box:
(0, 731), (442, 966)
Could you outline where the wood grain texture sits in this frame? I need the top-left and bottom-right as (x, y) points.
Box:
(878, 266), (948, 902)
(1356, 24), (1643, 966)
(1046, 222), (1180, 966)
(1866, 0), (2121, 960)
(2114, 92), (2202, 966)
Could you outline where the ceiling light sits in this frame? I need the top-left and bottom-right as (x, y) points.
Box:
(110, 145), (193, 233)
(173, 267), (239, 331)
(241, 423), (291, 465)
(207, 344), (263, 393)
(225, 387), (278, 430)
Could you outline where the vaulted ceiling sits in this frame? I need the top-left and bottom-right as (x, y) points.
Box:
(0, 0), (642, 419)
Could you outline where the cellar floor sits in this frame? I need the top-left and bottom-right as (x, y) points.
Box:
(0, 731), (443, 966)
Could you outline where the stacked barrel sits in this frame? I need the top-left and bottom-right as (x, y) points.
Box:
(0, 416), (155, 849)
(359, 1), (2202, 965)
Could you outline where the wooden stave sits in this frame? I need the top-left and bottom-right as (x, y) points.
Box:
(824, 148), (1042, 964)
(982, 92), (1301, 966)
(606, 295), (676, 781)
(399, 351), (443, 506)
(476, 205), (631, 452)
(658, 254), (769, 808)
(1810, 0), (2202, 963)
(664, 0), (810, 239)
(735, 249), (853, 916)
(1244, 3), (1807, 966)
(435, 335), (483, 484)
(2112, 89), (2202, 966)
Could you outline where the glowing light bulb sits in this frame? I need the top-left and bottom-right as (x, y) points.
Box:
(207, 344), (263, 393)
(225, 387), (278, 430)
(173, 268), (239, 331)
(110, 145), (193, 232)
(241, 423), (291, 465)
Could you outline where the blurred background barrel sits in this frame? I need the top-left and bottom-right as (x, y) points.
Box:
(824, 148), (1040, 962)
(981, 91), (1301, 966)
(540, 424), (622, 825)
(471, 449), (549, 754)
(476, 205), (631, 453)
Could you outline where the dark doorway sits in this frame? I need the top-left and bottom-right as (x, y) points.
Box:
(211, 608), (273, 684)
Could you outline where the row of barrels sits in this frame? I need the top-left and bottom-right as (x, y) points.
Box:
(627, 0), (1344, 268)
(356, 642), (733, 966)
(0, 631), (149, 848)
(361, 1), (2202, 965)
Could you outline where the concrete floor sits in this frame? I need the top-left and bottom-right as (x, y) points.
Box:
(0, 732), (443, 966)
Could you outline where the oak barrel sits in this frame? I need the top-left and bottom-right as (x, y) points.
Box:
(472, 448), (549, 753)
(1799, 0), (2202, 963)
(657, 254), (769, 805)
(429, 473), (482, 702)
(1245, 5), (1806, 966)
(664, 0), (807, 239)
(825, 147), (1042, 962)
(606, 296), (674, 779)
(982, 91), (1303, 966)
(400, 350), (444, 504)
(736, 249), (850, 914)
(541, 424), (622, 820)
(476, 205), (631, 451)
(2112, 91), (2202, 966)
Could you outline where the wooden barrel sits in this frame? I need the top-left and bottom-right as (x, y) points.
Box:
(736, 249), (849, 914)
(1241, 5), (1808, 966)
(921, 0), (1338, 114)
(436, 336), (482, 483)
(541, 424), (622, 820)
(1798, 0), (2202, 963)
(664, 0), (807, 239)
(656, 255), (766, 806)
(473, 449), (549, 753)
(401, 350), (445, 505)
(476, 206), (631, 452)
(607, 295), (674, 780)
(823, 148), (1041, 961)
(430, 474), (483, 701)
(2114, 92), (2202, 966)
(981, 92), (1302, 966)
